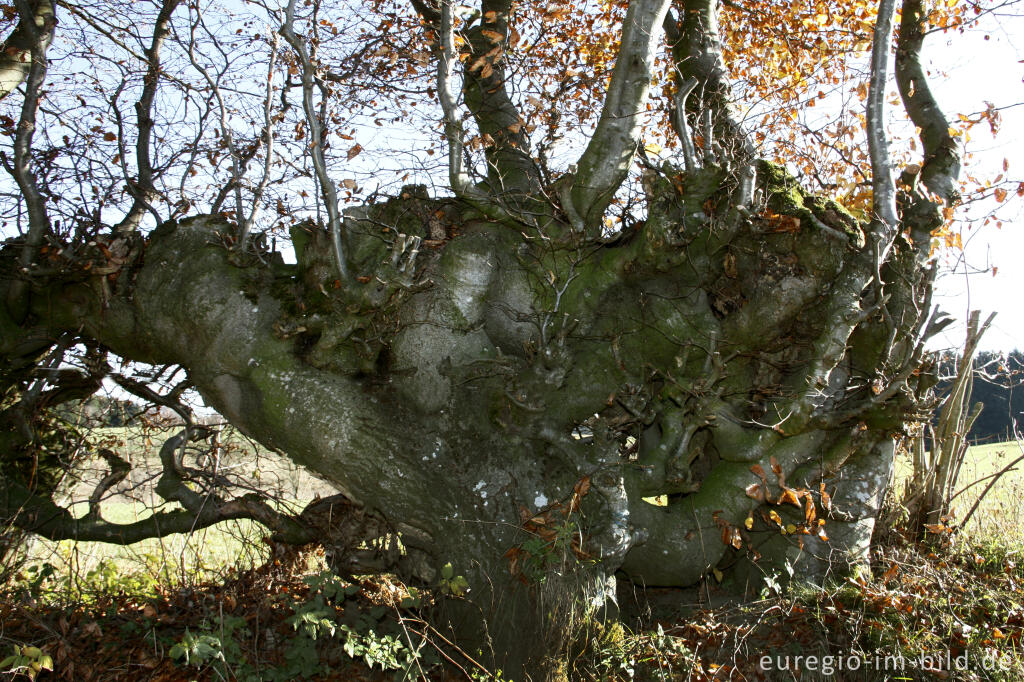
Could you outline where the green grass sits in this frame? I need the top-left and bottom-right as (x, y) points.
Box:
(892, 439), (1024, 539)
(17, 503), (269, 601)
(6, 436), (1024, 680)
(948, 440), (1024, 538)
(11, 423), (337, 602)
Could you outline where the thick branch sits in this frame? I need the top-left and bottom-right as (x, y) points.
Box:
(570, 0), (672, 229)
(672, 76), (698, 173)
(0, 0), (54, 101)
(895, 0), (961, 201)
(461, 0), (540, 199)
(3, 473), (317, 545)
(11, 217), (448, 547)
(281, 0), (350, 281)
(667, 0), (755, 203)
(867, 0), (899, 232)
(8, 0), (54, 267)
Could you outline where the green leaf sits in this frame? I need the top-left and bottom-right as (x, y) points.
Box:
(450, 575), (470, 596)
(441, 562), (454, 580)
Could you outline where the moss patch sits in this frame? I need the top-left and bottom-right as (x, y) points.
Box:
(757, 160), (864, 246)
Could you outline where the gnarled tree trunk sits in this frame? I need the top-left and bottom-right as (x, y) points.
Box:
(0, 0), (963, 676)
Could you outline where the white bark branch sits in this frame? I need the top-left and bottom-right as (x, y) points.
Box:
(245, 33), (280, 239)
(187, 5), (248, 238)
(112, 0), (181, 234)
(0, 0), (53, 102)
(570, 0), (673, 230)
(896, 0), (961, 202)
(281, 0), (349, 280)
(437, 0), (474, 196)
(867, 0), (899, 234)
(5, 0), (54, 292)
(667, 0), (756, 206)
(673, 76), (698, 173)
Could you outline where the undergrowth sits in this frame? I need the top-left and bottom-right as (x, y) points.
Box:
(1, 524), (1022, 680)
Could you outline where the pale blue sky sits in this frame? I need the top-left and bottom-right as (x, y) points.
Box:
(928, 9), (1024, 352)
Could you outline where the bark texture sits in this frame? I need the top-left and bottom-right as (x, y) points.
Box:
(2, 160), (940, 667)
(0, 0), (957, 675)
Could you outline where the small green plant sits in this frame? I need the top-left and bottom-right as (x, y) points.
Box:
(0, 645), (54, 681)
(168, 628), (225, 668)
(301, 570), (359, 602)
(506, 510), (594, 585)
(19, 562), (55, 595)
(642, 623), (694, 681)
(282, 569), (435, 675)
(15, 554), (163, 603)
(589, 621), (637, 680)
(400, 585), (422, 609)
(339, 623), (421, 671)
(286, 601), (339, 640)
(439, 561), (470, 596)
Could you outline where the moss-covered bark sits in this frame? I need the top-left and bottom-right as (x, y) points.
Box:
(0, 159), (940, 674)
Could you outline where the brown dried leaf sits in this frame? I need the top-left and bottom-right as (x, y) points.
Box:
(779, 487), (801, 508)
(730, 527), (743, 550)
(723, 252), (737, 278)
(819, 483), (832, 511)
(804, 496), (817, 525)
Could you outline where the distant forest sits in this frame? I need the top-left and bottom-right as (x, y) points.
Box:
(942, 350), (1024, 444)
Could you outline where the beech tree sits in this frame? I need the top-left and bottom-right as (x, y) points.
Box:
(0, 0), (1008, 673)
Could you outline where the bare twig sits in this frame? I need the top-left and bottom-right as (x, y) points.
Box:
(280, 0), (349, 280)
(113, 0), (182, 234)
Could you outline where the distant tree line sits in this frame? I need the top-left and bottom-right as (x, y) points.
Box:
(937, 350), (1024, 444)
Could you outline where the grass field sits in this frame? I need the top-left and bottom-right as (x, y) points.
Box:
(16, 424), (338, 598)
(4, 436), (1024, 680)
(19, 433), (1024, 602)
(892, 439), (1024, 539)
